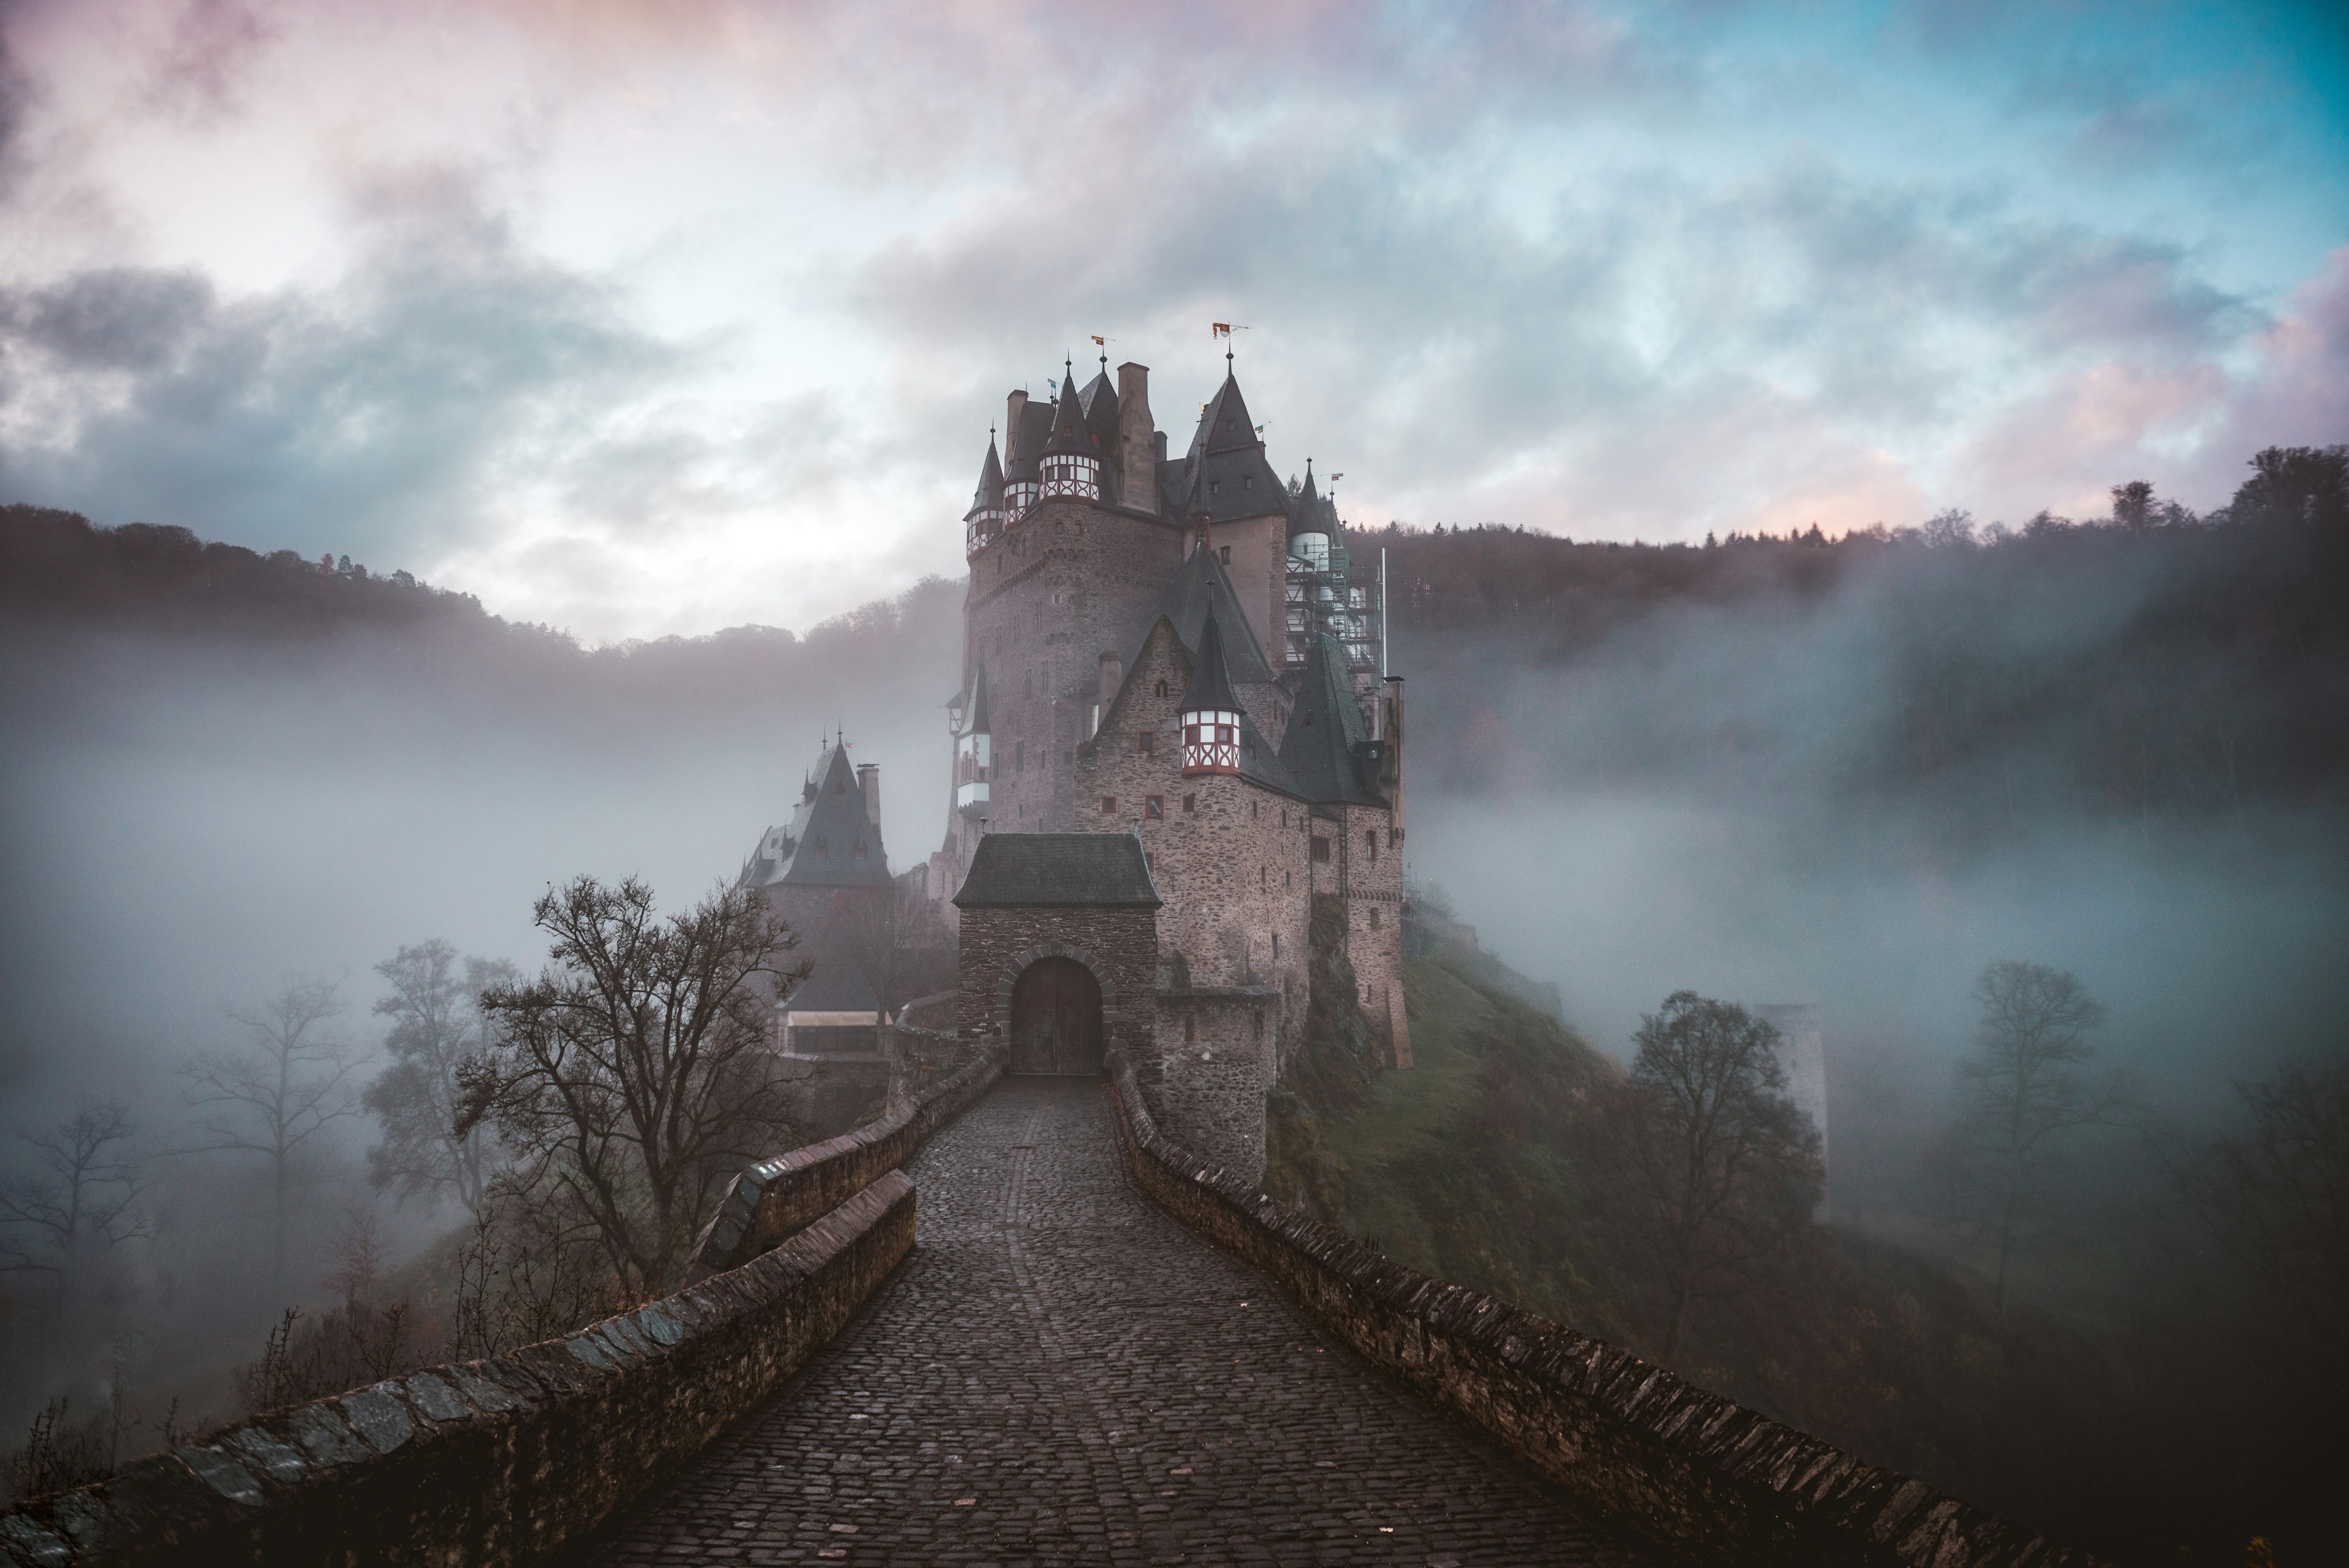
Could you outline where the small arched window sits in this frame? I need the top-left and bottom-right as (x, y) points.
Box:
(1155, 679), (1168, 699)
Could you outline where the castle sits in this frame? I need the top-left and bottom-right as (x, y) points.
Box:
(925, 348), (1411, 1179)
(737, 348), (1410, 1179)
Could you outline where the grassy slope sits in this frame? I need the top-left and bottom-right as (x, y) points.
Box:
(1318, 957), (1635, 1344)
(1293, 957), (2330, 1562)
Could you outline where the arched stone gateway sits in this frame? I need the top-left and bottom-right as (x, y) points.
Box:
(1008, 955), (1104, 1075)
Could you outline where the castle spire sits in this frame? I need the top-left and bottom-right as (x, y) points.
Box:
(965, 431), (1006, 553)
(1040, 354), (1105, 501)
(1178, 602), (1242, 777)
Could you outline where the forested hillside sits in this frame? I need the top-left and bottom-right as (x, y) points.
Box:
(1268, 956), (2338, 1566)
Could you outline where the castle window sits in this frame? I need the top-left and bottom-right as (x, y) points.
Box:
(1371, 907), (1381, 930)
(1272, 932), (1280, 957)
(1145, 795), (1164, 819)
(1137, 730), (1154, 755)
(1284, 871), (1291, 889)
(813, 835), (829, 858)
(1155, 679), (1168, 699)
(1179, 707), (1240, 776)
(1219, 545), (1231, 564)
(1101, 796), (1117, 814)
(1183, 794), (1196, 814)
(1366, 831), (1377, 863)
(1260, 866), (1266, 888)
(1210, 480), (1220, 494)
(1311, 837), (1331, 863)
(1243, 476), (1252, 489)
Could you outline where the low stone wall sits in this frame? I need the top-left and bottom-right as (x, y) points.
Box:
(0, 1173), (915, 1568)
(895, 989), (959, 1030)
(683, 1043), (1004, 1283)
(1100, 1050), (2093, 1568)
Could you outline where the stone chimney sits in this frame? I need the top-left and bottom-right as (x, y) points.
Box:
(1116, 363), (1155, 511)
(856, 763), (881, 828)
(1005, 389), (1028, 467)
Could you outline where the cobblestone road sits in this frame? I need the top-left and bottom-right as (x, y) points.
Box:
(591, 1077), (1634, 1566)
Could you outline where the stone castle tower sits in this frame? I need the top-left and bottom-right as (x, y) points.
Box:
(929, 349), (1410, 1180)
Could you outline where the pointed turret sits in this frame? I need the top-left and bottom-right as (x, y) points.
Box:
(1175, 603), (1242, 778)
(965, 435), (1006, 553)
(1174, 368), (1283, 526)
(1279, 633), (1385, 806)
(1289, 460), (1322, 541)
(1040, 358), (1105, 501)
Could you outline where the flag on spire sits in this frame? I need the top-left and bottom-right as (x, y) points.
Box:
(1212, 323), (1231, 338)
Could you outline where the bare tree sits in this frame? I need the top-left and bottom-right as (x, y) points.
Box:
(459, 876), (809, 1295)
(1609, 992), (1822, 1357)
(0, 1100), (149, 1376)
(364, 941), (514, 1215)
(1953, 959), (2131, 1316)
(2178, 1053), (2349, 1344)
(830, 876), (951, 1026)
(182, 977), (366, 1297)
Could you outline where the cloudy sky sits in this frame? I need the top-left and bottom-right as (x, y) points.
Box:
(1, 0), (2343, 640)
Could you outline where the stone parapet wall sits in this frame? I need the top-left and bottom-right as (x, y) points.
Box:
(683, 1044), (1005, 1283)
(1144, 986), (1280, 1184)
(1100, 1050), (2093, 1568)
(896, 989), (959, 1029)
(0, 1175), (916, 1568)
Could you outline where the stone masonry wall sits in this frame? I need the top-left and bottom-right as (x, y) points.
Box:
(963, 497), (1184, 839)
(1308, 801), (1409, 1067)
(0, 1177), (917, 1568)
(1143, 987), (1280, 1185)
(682, 1044), (1005, 1282)
(1076, 620), (1312, 1039)
(1099, 1052), (2092, 1568)
(954, 902), (1159, 1056)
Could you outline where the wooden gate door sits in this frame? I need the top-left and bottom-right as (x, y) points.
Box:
(1009, 958), (1104, 1076)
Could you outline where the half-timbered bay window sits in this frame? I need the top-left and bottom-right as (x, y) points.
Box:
(1180, 706), (1241, 776)
(1039, 452), (1100, 499)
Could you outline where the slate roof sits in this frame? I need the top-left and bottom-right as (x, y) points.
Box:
(1134, 541), (1277, 685)
(1179, 600), (1241, 714)
(1078, 366), (1119, 448)
(953, 833), (1162, 907)
(1278, 632), (1387, 807)
(1290, 459), (1337, 540)
(967, 439), (1003, 520)
(1005, 399), (1052, 484)
(737, 738), (895, 892)
(1043, 364), (1107, 460)
(1157, 370), (1287, 527)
